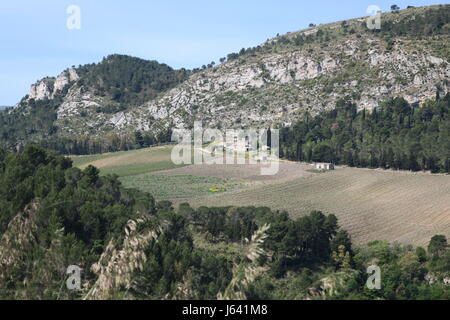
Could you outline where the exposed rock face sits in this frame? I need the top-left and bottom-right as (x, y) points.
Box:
(53, 69), (79, 93)
(116, 38), (449, 134)
(29, 79), (53, 101)
(15, 6), (450, 139)
(0, 200), (40, 282)
(28, 69), (79, 101)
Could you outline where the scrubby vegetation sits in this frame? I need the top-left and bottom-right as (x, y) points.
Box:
(0, 55), (181, 154)
(280, 94), (450, 173)
(0, 146), (448, 300)
(221, 5), (450, 62)
(0, 6), (448, 156)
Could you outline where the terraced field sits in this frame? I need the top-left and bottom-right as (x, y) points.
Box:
(187, 167), (450, 246)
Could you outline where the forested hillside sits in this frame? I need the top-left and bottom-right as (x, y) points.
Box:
(0, 147), (448, 299)
(280, 94), (450, 173)
(0, 55), (187, 153)
(0, 5), (449, 154)
(74, 55), (190, 108)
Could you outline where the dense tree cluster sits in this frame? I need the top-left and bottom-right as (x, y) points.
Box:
(189, 206), (347, 274)
(0, 146), (448, 299)
(0, 146), (228, 299)
(40, 128), (173, 155)
(347, 239), (450, 300)
(0, 95), (62, 151)
(76, 54), (189, 108)
(280, 94), (450, 173)
(0, 144), (148, 247)
(132, 210), (233, 299)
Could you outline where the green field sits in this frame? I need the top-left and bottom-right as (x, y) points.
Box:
(71, 145), (184, 177)
(120, 174), (241, 200)
(71, 145), (244, 200)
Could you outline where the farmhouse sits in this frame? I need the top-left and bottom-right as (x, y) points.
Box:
(315, 162), (335, 170)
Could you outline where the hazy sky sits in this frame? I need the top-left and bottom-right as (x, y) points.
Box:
(0, 0), (448, 105)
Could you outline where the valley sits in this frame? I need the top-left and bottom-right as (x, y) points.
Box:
(1, 3), (449, 301)
(72, 145), (450, 246)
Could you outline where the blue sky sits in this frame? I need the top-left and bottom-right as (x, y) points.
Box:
(0, 0), (448, 105)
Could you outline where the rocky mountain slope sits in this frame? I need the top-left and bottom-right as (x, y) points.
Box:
(1, 5), (449, 152)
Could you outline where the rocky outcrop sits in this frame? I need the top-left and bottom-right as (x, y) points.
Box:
(0, 200), (40, 282)
(113, 37), (449, 134)
(28, 69), (79, 101)
(29, 79), (54, 101)
(53, 68), (79, 93)
(16, 6), (450, 139)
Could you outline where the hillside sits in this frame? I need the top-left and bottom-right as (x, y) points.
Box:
(70, 143), (450, 246)
(1, 5), (449, 154)
(0, 55), (188, 152)
(1, 146), (448, 300)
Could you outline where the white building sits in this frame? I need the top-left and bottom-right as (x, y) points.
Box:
(315, 163), (335, 170)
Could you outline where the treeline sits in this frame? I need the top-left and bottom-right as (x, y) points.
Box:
(280, 94), (450, 173)
(39, 129), (173, 155)
(230, 6), (450, 61)
(304, 5), (449, 45)
(192, 6), (450, 74)
(0, 146), (448, 300)
(376, 5), (450, 38)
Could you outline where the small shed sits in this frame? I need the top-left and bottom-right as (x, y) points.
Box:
(315, 163), (335, 170)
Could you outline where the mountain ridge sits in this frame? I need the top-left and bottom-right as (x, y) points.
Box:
(1, 4), (449, 153)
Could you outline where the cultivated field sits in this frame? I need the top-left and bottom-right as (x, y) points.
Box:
(153, 160), (315, 183)
(71, 146), (249, 199)
(187, 167), (450, 246)
(120, 174), (243, 200)
(129, 160), (314, 200)
(71, 145), (183, 176)
(72, 146), (450, 246)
